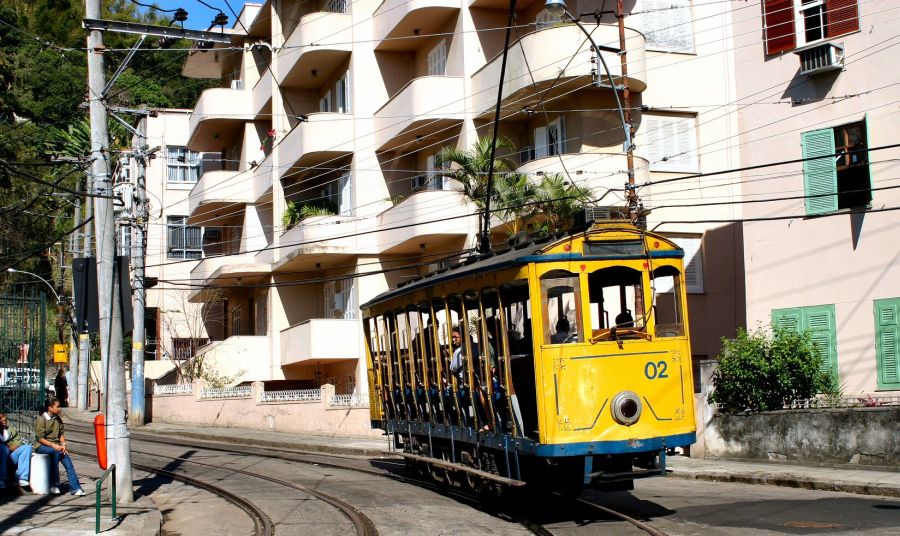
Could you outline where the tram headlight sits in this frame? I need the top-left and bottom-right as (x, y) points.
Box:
(611, 391), (642, 426)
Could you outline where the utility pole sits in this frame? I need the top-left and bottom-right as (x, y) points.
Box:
(69, 184), (81, 408)
(85, 0), (134, 504)
(129, 115), (148, 426)
(78, 173), (92, 411)
(616, 0), (641, 225)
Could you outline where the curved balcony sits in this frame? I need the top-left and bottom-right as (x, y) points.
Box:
(373, 76), (465, 152)
(188, 87), (253, 152)
(278, 12), (352, 89)
(278, 113), (355, 180)
(516, 152), (651, 188)
(276, 216), (373, 268)
(373, 0), (460, 51)
(281, 319), (362, 366)
(471, 24), (646, 118)
(191, 253), (271, 283)
(252, 69), (272, 119)
(376, 189), (474, 253)
(188, 170), (252, 226)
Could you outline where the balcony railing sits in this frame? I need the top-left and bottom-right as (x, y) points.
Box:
(153, 384), (193, 396)
(199, 386), (252, 399)
(260, 389), (322, 403)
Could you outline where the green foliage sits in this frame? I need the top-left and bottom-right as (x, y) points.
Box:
(281, 201), (337, 230)
(710, 326), (832, 413)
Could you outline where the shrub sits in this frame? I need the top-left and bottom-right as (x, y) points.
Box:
(710, 325), (831, 413)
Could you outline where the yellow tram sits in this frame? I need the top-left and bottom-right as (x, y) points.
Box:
(361, 220), (696, 492)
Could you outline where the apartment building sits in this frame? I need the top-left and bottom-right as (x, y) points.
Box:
(118, 110), (213, 363)
(733, 0), (900, 394)
(180, 0), (745, 394)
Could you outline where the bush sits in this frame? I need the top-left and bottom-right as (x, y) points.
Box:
(710, 325), (831, 413)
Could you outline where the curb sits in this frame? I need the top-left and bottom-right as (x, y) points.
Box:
(141, 428), (389, 458)
(668, 470), (900, 498)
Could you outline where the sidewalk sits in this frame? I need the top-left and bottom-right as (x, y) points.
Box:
(0, 467), (161, 536)
(66, 408), (900, 498)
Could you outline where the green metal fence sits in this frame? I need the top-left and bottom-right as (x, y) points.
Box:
(0, 292), (47, 436)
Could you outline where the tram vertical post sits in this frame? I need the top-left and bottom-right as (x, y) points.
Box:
(85, 0), (134, 503)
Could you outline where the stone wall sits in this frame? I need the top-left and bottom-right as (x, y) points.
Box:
(148, 382), (381, 438)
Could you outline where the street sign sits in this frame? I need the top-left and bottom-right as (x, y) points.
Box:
(53, 344), (68, 363)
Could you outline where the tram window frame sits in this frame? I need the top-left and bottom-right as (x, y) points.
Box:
(588, 266), (647, 334)
(651, 265), (685, 337)
(540, 269), (584, 345)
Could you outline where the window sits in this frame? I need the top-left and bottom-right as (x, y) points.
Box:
(166, 146), (201, 183)
(535, 8), (563, 29)
(588, 266), (646, 333)
(655, 236), (704, 293)
(319, 89), (332, 113)
(772, 304), (837, 377)
(427, 39), (447, 76)
(873, 298), (900, 390)
(540, 270), (583, 344)
(535, 116), (566, 159)
(324, 279), (356, 319)
(413, 154), (451, 191)
(325, 0), (347, 14)
(630, 0), (695, 53)
(763, 0), (860, 54)
(170, 338), (209, 360)
(167, 216), (202, 259)
(643, 114), (699, 173)
(651, 265), (685, 337)
(118, 224), (132, 257)
(335, 71), (351, 114)
(801, 119), (870, 215)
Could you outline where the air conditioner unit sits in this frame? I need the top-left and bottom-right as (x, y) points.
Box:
(203, 229), (222, 241)
(796, 42), (844, 76)
(582, 206), (628, 223)
(230, 79), (244, 90)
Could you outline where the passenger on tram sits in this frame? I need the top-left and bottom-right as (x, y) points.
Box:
(615, 310), (634, 328)
(551, 317), (573, 344)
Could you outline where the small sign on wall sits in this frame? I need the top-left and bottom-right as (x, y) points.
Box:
(53, 344), (68, 363)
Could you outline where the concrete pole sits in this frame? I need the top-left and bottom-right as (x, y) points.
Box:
(78, 174), (92, 410)
(69, 183), (81, 408)
(86, 0), (134, 503)
(129, 117), (147, 426)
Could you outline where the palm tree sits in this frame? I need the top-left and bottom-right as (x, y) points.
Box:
(493, 171), (537, 237)
(436, 136), (518, 210)
(533, 173), (591, 234)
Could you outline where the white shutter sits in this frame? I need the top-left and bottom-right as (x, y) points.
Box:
(319, 90), (332, 112)
(644, 114), (698, 173)
(675, 237), (704, 293)
(534, 126), (548, 158)
(631, 0), (694, 53)
(549, 116), (566, 155)
(339, 173), (352, 215)
(427, 40), (447, 76)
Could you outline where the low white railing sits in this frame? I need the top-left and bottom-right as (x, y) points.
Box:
(199, 386), (252, 399)
(259, 389), (321, 403)
(153, 384), (193, 396)
(329, 393), (369, 407)
(785, 394), (900, 409)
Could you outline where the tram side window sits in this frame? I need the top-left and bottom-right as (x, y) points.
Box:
(501, 279), (537, 438)
(502, 280), (532, 356)
(652, 266), (685, 337)
(540, 270), (583, 344)
(588, 267), (646, 334)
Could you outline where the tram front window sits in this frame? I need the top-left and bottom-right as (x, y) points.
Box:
(540, 270), (583, 345)
(588, 267), (646, 336)
(652, 266), (685, 337)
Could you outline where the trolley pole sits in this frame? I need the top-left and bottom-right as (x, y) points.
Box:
(85, 0), (134, 504)
(129, 115), (148, 427)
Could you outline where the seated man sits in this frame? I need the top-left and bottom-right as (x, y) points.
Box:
(551, 317), (573, 344)
(0, 412), (32, 490)
(615, 310), (634, 328)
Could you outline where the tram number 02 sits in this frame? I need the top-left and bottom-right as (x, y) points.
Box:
(644, 360), (669, 380)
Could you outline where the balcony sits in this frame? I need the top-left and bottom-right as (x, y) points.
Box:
(468, 0), (538, 7)
(470, 24), (646, 118)
(278, 113), (354, 180)
(252, 69), (272, 119)
(516, 152), (651, 188)
(281, 319), (362, 366)
(191, 253), (271, 283)
(373, 76), (465, 151)
(276, 215), (373, 268)
(188, 170), (252, 226)
(376, 188), (474, 253)
(278, 12), (352, 89)
(188, 87), (253, 152)
(373, 0), (460, 51)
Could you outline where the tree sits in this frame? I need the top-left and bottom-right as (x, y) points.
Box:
(710, 325), (832, 413)
(532, 173), (591, 234)
(437, 136), (517, 206)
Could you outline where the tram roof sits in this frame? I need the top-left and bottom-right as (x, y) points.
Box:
(362, 221), (681, 310)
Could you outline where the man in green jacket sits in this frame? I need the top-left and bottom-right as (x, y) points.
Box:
(0, 412), (32, 489)
(33, 396), (83, 495)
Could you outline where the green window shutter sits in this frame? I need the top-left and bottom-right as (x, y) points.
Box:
(801, 305), (837, 377)
(801, 129), (838, 215)
(874, 298), (900, 389)
(772, 308), (801, 332)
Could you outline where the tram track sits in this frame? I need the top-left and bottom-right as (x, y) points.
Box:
(66, 422), (667, 535)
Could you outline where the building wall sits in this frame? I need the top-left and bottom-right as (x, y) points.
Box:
(733, 0), (900, 393)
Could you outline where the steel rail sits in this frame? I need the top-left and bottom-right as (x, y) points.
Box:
(69, 447), (273, 536)
(575, 497), (670, 536)
(65, 424), (559, 535)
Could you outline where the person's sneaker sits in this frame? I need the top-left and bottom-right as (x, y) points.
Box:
(50, 486), (61, 495)
(18, 480), (29, 488)
(71, 489), (85, 496)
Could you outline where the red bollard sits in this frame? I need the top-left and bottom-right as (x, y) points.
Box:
(93, 414), (108, 470)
